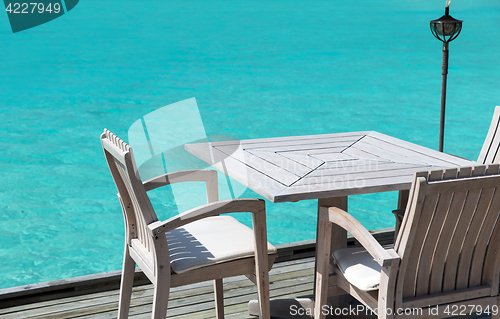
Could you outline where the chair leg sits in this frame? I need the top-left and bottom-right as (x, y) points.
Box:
(118, 247), (136, 319)
(214, 279), (224, 319)
(252, 210), (271, 319)
(151, 268), (170, 319)
(314, 206), (333, 319)
(255, 265), (271, 319)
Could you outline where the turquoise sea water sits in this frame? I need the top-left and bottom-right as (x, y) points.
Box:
(1, 0), (499, 289)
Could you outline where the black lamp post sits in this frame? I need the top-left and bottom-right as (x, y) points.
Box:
(430, 4), (462, 152)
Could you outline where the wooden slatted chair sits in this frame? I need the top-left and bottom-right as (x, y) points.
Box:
(478, 105), (500, 164)
(101, 129), (277, 319)
(315, 165), (500, 319)
(393, 105), (500, 234)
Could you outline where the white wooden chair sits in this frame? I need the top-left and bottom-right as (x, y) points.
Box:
(315, 164), (500, 319)
(393, 105), (500, 233)
(101, 129), (278, 319)
(478, 105), (500, 164)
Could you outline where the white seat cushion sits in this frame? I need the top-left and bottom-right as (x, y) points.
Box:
(333, 247), (381, 291)
(166, 215), (277, 274)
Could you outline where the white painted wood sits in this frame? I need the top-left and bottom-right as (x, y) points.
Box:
(208, 131), (368, 147)
(276, 174), (415, 202)
(478, 106), (500, 164)
(309, 152), (355, 162)
(315, 165), (500, 319)
(367, 131), (474, 166)
(101, 129), (276, 319)
(142, 169), (218, 203)
(299, 166), (435, 186)
(148, 198), (265, 233)
(341, 146), (390, 162)
(186, 131), (480, 319)
(276, 152), (324, 169)
(246, 150), (313, 177)
(350, 141), (430, 165)
(215, 145), (301, 185)
(186, 131), (476, 204)
(117, 246), (135, 319)
(280, 146), (349, 155)
(327, 207), (400, 266)
(315, 158), (393, 170)
(246, 142), (352, 153)
(242, 135), (363, 150)
(314, 206), (333, 316)
(185, 143), (288, 201)
(360, 135), (462, 166)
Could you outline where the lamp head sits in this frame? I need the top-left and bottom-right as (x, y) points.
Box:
(430, 6), (463, 43)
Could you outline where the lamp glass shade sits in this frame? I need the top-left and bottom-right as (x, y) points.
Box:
(437, 22), (460, 36)
(430, 14), (463, 43)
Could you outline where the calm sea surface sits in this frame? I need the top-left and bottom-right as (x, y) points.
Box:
(1, 0), (499, 289)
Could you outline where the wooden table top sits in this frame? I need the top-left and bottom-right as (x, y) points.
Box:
(185, 131), (476, 203)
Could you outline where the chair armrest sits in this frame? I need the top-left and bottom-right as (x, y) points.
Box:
(148, 198), (265, 235)
(143, 169), (218, 203)
(143, 169), (217, 191)
(327, 207), (400, 267)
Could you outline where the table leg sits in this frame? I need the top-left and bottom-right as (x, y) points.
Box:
(394, 190), (410, 241)
(313, 197), (348, 312)
(249, 196), (349, 318)
(318, 197), (348, 254)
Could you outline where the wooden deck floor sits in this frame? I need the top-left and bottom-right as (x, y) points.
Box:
(0, 230), (398, 319)
(0, 230), (492, 319)
(0, 257), (316, 319)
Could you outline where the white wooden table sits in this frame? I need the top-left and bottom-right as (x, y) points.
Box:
(185, 131), (476, 315)
(186, 131), (474, 201)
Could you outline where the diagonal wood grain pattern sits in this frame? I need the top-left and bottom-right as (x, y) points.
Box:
(185, 131), (476, 202)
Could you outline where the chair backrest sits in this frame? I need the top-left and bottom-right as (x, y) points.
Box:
(478, 106), (500, 164)
(394, 165), (500, 307)
(101, 129), (159, 260)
